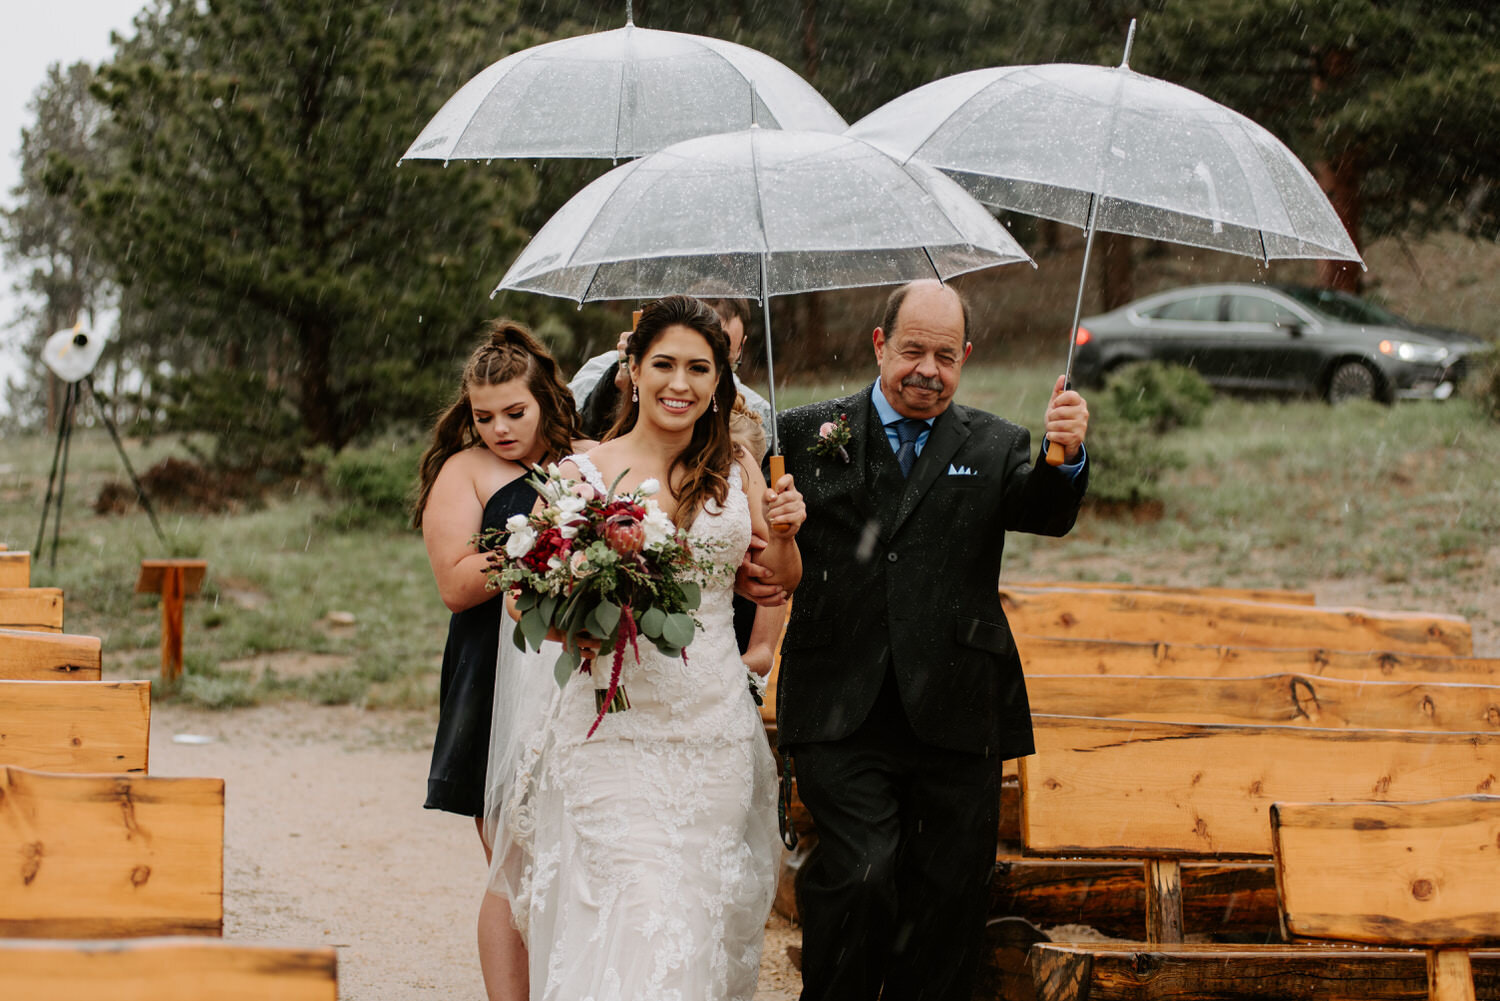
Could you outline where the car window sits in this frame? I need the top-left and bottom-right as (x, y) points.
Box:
(1225, 295), (1301, 325)
(1278, 286), (1406, 326)
(1142, 295), (1222, 322)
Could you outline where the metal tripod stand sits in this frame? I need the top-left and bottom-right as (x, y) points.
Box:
(34, 375), (167, 568)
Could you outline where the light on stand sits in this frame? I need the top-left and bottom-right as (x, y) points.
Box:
(34, 324), (166, 566)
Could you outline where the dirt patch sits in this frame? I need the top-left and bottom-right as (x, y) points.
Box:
(215, 576), (270, 611)
(95, 457), (247, 515)
(219, 651), (353, 681)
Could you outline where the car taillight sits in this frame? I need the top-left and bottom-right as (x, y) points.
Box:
(1075, 326), (1092, 346)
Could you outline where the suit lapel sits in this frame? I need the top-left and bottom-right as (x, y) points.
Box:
(801, 391), (877, 524)
(890, 403), (971, 537)
(845, 391), (879, 523)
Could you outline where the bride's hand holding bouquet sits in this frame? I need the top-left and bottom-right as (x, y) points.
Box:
(482, 463), (710, 737)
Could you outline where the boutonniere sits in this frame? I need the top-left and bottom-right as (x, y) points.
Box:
(808, 414), (852, 463)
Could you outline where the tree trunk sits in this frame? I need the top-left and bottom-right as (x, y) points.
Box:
(801, 0), (819, 81)
(1315, 150), (1363, 293)
(296, 322), (342, 449)
(1312, 47), (1363, 294)
(1097, 231), (1135, 311)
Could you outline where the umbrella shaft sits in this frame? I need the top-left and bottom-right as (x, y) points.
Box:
(1063, 195), (1101, 389)
(760, 280), (780, 456)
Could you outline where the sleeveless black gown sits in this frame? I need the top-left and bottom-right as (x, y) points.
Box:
(424, 475), (537, 816)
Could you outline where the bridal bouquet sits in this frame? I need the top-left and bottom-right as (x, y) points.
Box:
(480, 464), (706, 737)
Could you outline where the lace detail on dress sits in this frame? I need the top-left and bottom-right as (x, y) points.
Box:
(566, 452), (610, 496)
(494, 449), (776, 1001)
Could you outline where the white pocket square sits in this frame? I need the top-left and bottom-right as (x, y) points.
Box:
(946, 464), (978, 476)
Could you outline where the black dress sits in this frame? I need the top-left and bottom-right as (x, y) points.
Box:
(425, 475), (537, 817)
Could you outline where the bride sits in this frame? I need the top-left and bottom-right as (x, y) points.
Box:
(486, 294), (805, 1001)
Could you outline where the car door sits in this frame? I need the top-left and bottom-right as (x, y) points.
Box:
(1213, 292), (1323, 392)
(1133, 292), (1226, 382)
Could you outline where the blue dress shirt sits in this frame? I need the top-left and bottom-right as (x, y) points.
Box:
(869, 381), (1086, 477)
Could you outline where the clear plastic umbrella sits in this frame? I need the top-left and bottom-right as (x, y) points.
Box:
(847, 21), (1363, 460)
(401, 4), (845, 163)
(494, 127), (1034, 475)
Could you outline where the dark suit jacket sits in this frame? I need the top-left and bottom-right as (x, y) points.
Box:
(775, 387), (1088, 759)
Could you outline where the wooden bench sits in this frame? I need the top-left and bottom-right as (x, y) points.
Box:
(1029, 942), (1500, 1001)
(1025, 672), (1500, 730)
(1275, 794), (1500, 1000)
(1020, 715), (1499, 942)
(984, 673), (1500, 941)
(0, 938), (337, 1001)
(1029, 794), (1500, 1001)
(0, 628), (102, 680)
(1010, 580), (1316, 604)
(0, 765), (224, 937)
(0, 681), (150, 774)
(1014, 634), (1500, 684)
(999, 587), (1472, 656)
(0, 588), (65, 632)
(0, 551), (29, 588)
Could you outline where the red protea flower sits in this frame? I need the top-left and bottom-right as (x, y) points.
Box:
(602, 512), (646, 555)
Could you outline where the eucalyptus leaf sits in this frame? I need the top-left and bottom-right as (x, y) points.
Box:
(538, 592), (558, 626)
(640, 606), (666, 638)
(520, 608), (548, 650)
(515, 591), (539, 613)
(591, 598), (621, 639)
(663, 612), (696, 650)
(553, 647), (580, 687)
(679, 581), (701, 609)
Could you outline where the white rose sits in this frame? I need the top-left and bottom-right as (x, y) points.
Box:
(641, 501), (677, 550)
(554, 495), (588, 521)
(505, 526), (537, 559)
(504, 514), (530, 533)
(639, 478), (660, 496)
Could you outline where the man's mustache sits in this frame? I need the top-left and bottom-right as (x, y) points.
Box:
(901, 373), (944, 392)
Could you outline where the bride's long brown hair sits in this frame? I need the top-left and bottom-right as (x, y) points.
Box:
(607, 295), (737, 529)
(411, 320), (580, 528)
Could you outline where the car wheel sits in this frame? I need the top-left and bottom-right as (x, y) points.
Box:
(1325, 360), (1381, 404)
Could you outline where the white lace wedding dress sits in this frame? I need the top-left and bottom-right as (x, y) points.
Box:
(486, 454), (779, 1001)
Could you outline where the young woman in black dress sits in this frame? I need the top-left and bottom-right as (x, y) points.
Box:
(412, 319), (584, 1001)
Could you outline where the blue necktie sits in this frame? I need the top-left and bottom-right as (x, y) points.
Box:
(893, 418), (925, 477)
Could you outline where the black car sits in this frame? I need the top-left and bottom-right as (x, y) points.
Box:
(1073, 283), (1491, 403)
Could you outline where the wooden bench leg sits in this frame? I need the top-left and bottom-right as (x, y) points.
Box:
(161, 566), (184, 683)
(1145, 858), (1184, 944)
(1429, 949), (1477, 1001)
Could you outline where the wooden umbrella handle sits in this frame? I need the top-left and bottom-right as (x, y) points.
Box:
(768, 454), (791, 533)
(1045, 439), (1066, 466)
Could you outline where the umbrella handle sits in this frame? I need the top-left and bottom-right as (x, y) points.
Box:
(1044, 372), (1074, 467)
(767, 454), (791, 534)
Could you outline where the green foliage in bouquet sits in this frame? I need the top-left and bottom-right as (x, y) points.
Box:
(482, 465), (711, 736)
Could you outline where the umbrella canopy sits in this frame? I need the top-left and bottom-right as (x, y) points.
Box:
(494, 127), (1033, 457)
(402, 19), (846, 163)
(496, 128), (1031, 301)
(847, 62), (1362, 265)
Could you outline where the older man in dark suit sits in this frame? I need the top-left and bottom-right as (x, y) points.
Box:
(775, 279), (1089, 1001)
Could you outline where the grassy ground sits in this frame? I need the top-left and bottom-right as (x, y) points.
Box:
(0, 432), (448, 709)
(4, 360), (1496, 711)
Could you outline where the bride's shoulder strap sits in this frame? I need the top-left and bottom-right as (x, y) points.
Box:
(564, 452), (609, 494)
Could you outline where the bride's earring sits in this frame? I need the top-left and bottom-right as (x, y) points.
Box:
(712, 395), (719, 413)
(631, 385), (638, 403)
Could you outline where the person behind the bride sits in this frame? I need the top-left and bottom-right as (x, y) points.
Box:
(492, 294), (806, 1001)
(413, 319), (590, 1001)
